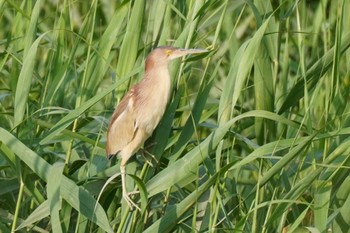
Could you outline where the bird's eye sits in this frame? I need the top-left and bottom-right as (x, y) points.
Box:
(166, 50), (172, 56)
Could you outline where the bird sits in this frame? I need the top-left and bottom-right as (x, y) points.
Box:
(106, 46), (207, 210)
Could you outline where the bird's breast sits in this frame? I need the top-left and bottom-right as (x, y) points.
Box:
(135, 68), (171, 134)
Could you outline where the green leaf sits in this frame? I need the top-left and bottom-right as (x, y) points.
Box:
(0, 128), (113, 233)
(14, 30), (48, 128)
(278, 31), (350, 114)
(146, 110), (300, 196)
(144, 163), (234, 233)
(116, 0), (145, 77)
(218, 15), (272, 124)
(39, 66), (141, 145)
(16, 201), (50, 230)
(47, 162), (64, 233)
(314, 181), (332, 232)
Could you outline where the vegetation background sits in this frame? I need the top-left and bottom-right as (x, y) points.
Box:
(1, 0), (350, 232)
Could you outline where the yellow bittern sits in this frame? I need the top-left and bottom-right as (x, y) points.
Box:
(106, 46), (207, 210)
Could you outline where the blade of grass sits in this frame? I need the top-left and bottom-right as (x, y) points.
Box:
(170, 67), (215, 162)
(16, 201), (50, 230)
(0, 128), (113, 233)
(14, 25), (46, 129)
(146, 110), (301, 197)
(84, 2), (128, 102)
(278, 31), (350, 114)
(115, 0), (144, 78)
(218, 14), (272, 124)
(47, 162), (64, 233)
(144, 162), (234, 233)
(314, 181), (332, 232)
(39, 66), (141, 145)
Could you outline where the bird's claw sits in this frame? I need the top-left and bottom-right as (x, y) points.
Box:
(128, 190), (140, 196)
(140, 149), (159, 167)
(122, 190), (141, 211)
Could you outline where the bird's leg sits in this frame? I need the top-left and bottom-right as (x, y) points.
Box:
(120, 164), (141, 211)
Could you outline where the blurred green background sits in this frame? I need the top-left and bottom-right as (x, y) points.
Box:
(1, 0), (350, 232)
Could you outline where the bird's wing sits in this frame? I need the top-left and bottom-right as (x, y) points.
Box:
(106, 90), (137, 157)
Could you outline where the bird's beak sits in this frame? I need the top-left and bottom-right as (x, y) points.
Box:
(170, 48), (208, 60)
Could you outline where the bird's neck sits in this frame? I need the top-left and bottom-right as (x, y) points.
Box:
(144, 58), (171, 94)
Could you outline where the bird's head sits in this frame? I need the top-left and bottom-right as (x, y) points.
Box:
(146, 46), (207, 68)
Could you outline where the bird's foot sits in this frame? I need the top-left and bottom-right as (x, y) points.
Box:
(123, 190), (141, 211)
(139, 149), (158, 167)
(128, 190), (140, 196)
